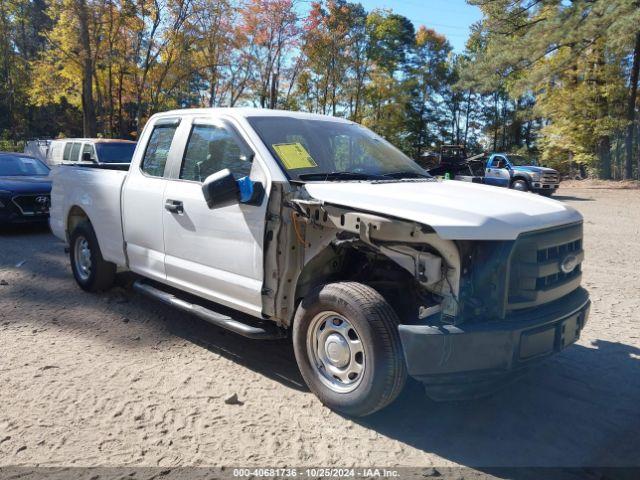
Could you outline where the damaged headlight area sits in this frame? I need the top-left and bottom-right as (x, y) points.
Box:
(263, 187), (515, 329)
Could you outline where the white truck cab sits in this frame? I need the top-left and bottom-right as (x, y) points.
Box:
(50, 108), (590, 416)
(46, 138), (136, 167)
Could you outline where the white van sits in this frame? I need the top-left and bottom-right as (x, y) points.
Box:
(46, 139), (136, 167)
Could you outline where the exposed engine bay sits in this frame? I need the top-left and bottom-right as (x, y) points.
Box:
(262, 183), (513, 327)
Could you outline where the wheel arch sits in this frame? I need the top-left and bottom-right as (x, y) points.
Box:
(292, 230), (459, 326)
(66, 205), (90, 242)
(511, 175), (531, 187)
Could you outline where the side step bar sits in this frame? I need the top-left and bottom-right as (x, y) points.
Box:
(133, 280), (287, 340)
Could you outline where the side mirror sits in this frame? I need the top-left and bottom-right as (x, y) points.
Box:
(81, 152), (94, 162)
(202, 169), (239, 209)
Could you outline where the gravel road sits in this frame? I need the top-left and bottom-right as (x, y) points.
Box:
(0, 186), (638, 470)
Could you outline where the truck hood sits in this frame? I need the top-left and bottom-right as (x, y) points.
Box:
(0, 175), (52, 194)
(511, 165), (557, 174)
(303, 180), (582, 240)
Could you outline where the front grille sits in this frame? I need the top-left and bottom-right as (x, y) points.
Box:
(541, 173), (559, 184)
(507, 223), (583, 310)
(12, 194), (50, 216)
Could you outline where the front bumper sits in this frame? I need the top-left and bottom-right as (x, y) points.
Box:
(0, 209), (49, 225)
(0, 195), (50, 225)
(398, 287), (590, 400)
(532, 182), (559, 191)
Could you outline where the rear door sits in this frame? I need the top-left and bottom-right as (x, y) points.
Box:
(161, 116), (268, 317)
(122, 118), (181, 281)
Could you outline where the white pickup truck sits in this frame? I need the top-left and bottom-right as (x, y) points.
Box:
(50, 108), (590, 416)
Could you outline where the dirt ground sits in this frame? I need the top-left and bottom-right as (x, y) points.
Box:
(0, 185), (639, 470)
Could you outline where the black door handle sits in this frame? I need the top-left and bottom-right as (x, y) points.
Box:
(165, 199), (184, 214)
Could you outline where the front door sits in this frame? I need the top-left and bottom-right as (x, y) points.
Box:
(485, 155), (511, 187)
(162, 117), (268, 317)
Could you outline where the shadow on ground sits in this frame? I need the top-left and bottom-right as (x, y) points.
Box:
(0, 222), (51, 236)
(553, 194), (594, 202)
(356, 339), (640, 470)
(160, 300), (307, 392)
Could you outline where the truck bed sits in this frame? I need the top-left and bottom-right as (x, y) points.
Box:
(49, 165), (128, 266)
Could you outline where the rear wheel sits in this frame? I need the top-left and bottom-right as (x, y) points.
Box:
(69, 220), (116, 292)
(511, 178), (529, 192)
(293, 282), (407, 417)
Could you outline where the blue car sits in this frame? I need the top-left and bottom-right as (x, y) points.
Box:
(0, 152), (52, 225)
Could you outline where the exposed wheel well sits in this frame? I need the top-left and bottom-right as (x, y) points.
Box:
(293, 244), (426, 324)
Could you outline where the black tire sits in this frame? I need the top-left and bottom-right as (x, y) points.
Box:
(292, 282), (407, 417)
(69, 220), (116, 292)
(511, 178), (529, 192)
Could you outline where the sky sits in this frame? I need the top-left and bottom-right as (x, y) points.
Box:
(355, 0), (482, 52)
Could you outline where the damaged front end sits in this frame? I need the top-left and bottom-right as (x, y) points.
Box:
(262, 182), (511, 329)
(261, 182), (590, 401)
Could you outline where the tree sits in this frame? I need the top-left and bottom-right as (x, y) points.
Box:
(240, 0), (299, 109)
(405, 26), (451, 156)
(76, 0), (97, 136)
(624, 32), (640, 179)
(360, 10), (414, 148)
(467, 0), (640, 176)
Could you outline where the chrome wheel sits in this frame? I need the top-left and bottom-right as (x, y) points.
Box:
(306, 311), (365, 393)
(74, 235), (92, 281)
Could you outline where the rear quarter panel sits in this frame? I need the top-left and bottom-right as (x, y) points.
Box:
(50, 166), (128, 266)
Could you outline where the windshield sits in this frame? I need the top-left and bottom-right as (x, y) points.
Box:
(0, 155), (50, 176)
(247, 116), (429, 181)
(508, 155), (537, 166)
(95, 142), (136, 163)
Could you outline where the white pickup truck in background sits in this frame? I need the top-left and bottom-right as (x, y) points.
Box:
(50, 108), (590, 416)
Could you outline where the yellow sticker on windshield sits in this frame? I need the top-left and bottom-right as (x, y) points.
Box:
(272, 143), (318, 170)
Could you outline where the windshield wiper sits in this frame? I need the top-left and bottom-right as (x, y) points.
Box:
(297, 171), (384, 181)
(381, 171), (431, 179)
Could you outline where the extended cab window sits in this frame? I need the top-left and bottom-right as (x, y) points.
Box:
(69, 142), (81, 162)
(141, 125), (177, 177)
(180, 123), (252, 182)
(62, 143), (72, 161)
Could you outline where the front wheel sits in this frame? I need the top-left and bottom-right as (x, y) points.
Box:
(69, 220), (116, 292)
(511, 178), (529, 192)
(292, 282), (407, 417)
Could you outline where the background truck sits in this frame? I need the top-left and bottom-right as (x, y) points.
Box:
(46, 138), (136, 168)
(474, 153), (560, 196)
(50, 108), (590, 417)
(429, 148), (560, 196)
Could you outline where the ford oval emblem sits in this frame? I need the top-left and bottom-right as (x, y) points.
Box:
(560, 254), (578, 274)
